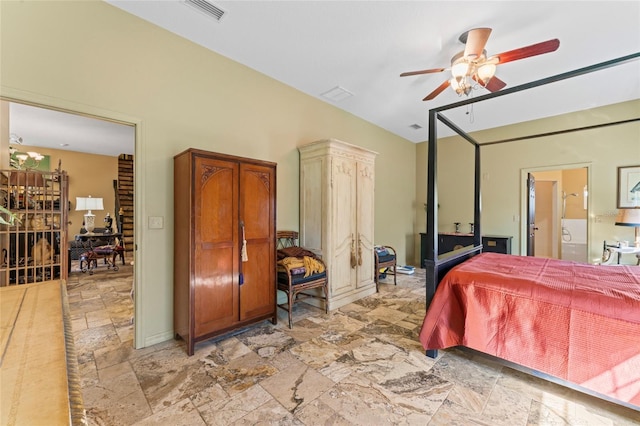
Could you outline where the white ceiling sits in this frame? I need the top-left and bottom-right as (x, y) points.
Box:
(9, 102), (135, 157)
(9, 1), (640, 156)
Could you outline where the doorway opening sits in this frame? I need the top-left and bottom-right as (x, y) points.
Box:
(2, 99), (137, 342)
(522, 164), (590, 263)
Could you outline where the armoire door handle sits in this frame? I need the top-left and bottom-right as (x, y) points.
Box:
(350, 234), (357, 268)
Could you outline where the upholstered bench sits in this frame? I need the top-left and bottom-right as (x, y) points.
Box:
(69, 227), (111, 260)
(79, 245), (123, 275)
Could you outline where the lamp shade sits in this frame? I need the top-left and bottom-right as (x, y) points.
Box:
(75, 196), (104, 212)
(615, 208), (640, 226)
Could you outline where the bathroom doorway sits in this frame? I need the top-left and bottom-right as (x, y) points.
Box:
(530, 166), (589, 262)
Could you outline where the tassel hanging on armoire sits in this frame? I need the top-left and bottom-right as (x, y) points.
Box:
(241, 221), (248, 262)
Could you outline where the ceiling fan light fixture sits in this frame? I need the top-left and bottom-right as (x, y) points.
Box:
(477, 63), (496, 83)
(451, 60), (469, 78)
(450, 77), (471, 96)
(450, 77), (462, 92)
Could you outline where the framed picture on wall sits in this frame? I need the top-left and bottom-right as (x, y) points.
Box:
(617, 165), (640, 208)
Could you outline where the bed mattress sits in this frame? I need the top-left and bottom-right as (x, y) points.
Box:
(419, 252), (640, 407)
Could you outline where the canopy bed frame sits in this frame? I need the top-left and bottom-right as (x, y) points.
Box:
(420, 51), (640, 410)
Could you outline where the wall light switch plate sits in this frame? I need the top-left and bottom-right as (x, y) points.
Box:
(148, 216), (164, 229)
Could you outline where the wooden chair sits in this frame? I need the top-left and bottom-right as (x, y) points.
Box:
(276, 231), (329, 328)
(374, 245), (397, 291)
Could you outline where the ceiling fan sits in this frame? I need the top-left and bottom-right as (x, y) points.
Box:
(401, 28), (560, 101)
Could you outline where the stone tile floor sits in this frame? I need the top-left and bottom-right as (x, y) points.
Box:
(67, 264), (640, 425)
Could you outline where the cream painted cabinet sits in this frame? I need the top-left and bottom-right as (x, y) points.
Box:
(299, 139), (377, 310)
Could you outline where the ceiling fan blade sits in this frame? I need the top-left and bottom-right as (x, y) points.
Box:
(400, 68), (446, 77)
(484, 76), (507, 92)
(472, 74), (507, 92)
(423, 80), (450, 101)
(462, 28), (492, 59)
(494, 39), (560, 64)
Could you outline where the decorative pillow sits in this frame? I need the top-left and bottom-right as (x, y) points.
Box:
(375, 246), (389, 257)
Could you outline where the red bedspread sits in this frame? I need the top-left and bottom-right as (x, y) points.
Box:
(419, 252), (640, 407)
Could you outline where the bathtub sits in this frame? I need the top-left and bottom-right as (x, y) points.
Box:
(561, 219), (587, 262)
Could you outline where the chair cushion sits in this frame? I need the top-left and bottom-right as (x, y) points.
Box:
(377, 254), (396, 263)
(375, 247), (389, 256)
(93, 245), (115, 255)
(278, 271), (327, 286)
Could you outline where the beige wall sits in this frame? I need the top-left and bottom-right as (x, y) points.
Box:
(0, 1), (417, 347)
(416, 100), (640, 265)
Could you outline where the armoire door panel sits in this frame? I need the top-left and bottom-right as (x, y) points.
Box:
(197, 158), (238, 244)
(194, 157), (240, 333)
(299, 159), (324, 253)
(240, 241), (274, 320)
(240, 164), (275, 239)
(356, 163), (375, 244)
(194, 245), (237, 334)
(332, 157), (357, 247)
(332, 241), (355, 295)
(332, 157), (358, 295)
(239, 163), (275, 319)
(356, 162), (376, 287)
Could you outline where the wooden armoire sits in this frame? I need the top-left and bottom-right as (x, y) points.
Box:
(298, 139), (377, 310)
(173, 149), (277, 355)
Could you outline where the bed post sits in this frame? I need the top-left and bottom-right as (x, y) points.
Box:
(474, 143), (481, 246)
(425, 109), (439, 359)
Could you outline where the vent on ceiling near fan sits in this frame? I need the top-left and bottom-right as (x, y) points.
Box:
(409, 124), (423, 130)
(183, 0), (226, 22)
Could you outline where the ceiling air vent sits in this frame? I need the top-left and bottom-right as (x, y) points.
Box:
(320, 86), (354, 102)
(182, 0), (227, 22)
(409, 124), (423, 130)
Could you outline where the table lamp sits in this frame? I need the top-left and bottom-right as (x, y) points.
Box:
(76, 196), (104, 233)
(615, 208), (640, 248)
